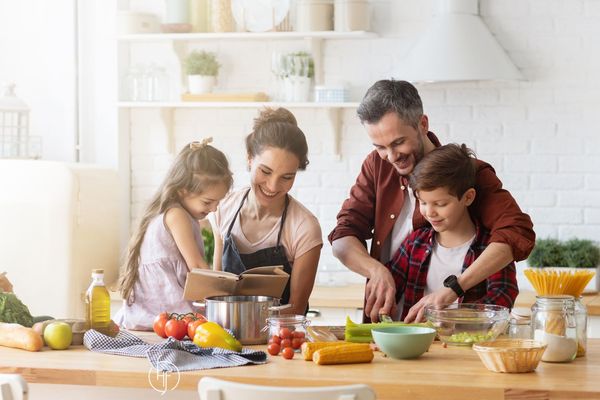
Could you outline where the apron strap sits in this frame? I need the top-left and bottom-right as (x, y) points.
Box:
(225, 188), (251, 236)
(276, 195), (289, 246)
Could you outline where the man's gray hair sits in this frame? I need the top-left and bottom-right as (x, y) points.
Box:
(357, 79), (423, 129)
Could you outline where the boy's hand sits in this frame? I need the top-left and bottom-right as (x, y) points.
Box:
(364, 263), (397, 322)
(403, 287), (457, 323)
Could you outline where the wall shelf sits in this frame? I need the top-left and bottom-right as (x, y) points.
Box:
(117, 31), (377, 42)
(119, 101), (356, 160)
(117, 101), (360, 108)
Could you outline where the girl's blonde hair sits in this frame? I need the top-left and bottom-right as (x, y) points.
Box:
(118, 138), (233, 303)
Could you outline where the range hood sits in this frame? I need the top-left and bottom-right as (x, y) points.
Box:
(398, 0), (524, 83)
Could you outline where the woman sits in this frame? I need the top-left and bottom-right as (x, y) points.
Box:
(212, 108), (322, 315)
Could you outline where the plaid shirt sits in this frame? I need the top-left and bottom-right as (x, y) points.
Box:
(386, 223), (518, 320)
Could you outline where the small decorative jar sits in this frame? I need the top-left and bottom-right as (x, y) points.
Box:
(531, 295), (578, 363)
(508, 308), (531, 340)
(265, 314), (310, 350)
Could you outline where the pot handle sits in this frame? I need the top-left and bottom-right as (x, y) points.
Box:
(192, 301), (206, 310)
(269, 304), (292, 312)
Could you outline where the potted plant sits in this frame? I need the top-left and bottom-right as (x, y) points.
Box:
(282, 51), (314, 102)
(184, 50), (220, 94)
(528, 238), (600, 292)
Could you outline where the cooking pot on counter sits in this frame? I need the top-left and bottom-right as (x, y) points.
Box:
(193, 295), (290, 345)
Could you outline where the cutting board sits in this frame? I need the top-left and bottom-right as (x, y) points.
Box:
(181, 92), (270, 102)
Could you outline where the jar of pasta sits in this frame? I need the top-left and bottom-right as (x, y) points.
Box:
(574, 297), (587, 357)
(531, 295), (578, 363)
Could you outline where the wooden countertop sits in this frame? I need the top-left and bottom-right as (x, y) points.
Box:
(309, 284), (364, 309)
(1, 334), (599, 400)
(515, 291), (600, 316)
(309, 285), (600, 316)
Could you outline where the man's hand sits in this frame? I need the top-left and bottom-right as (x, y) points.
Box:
(364, 263), (397, 322)
(403, 287), (457, 323)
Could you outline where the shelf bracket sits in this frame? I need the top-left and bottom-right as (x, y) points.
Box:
(305, 37), (324, 85)
(160, 108), (176, 154)
(326, 107), (342, 160)
(171, 41), (187, 97)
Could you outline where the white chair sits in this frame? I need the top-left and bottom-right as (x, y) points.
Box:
(198, 377), (376, 400)
(0, 374), (27, 400)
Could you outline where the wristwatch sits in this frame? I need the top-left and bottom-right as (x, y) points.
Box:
(443, 275), (465, 297)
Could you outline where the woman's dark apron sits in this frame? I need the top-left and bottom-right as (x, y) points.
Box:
(221, 190), (292, 305)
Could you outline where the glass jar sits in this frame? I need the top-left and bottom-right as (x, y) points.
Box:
(531, 295), (578, 363)
(509, 317), (531, 339)
(575, 296), (588, 357)
(265, 315), (310, 350)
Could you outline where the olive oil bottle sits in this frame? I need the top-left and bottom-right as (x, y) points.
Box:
(85, 269), (111, 333)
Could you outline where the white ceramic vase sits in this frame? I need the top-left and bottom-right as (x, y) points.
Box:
(188, 75), (216, 94)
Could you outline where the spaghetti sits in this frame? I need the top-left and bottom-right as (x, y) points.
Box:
(524, 268), (595, 297)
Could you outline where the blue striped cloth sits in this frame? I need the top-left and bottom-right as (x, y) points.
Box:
(83, 330), (267, 371)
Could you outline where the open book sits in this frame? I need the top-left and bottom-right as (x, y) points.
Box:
(183, 265), (289, 301)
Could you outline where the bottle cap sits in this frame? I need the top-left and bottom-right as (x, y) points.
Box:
(92, 269), (104, 274)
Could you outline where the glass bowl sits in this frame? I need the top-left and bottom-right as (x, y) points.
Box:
(425, 303), (509, 346)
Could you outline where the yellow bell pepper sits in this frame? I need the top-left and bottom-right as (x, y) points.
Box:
(193, 321), (242, 352)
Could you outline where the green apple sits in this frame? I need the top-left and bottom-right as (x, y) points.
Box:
(43, 321), (73, 350)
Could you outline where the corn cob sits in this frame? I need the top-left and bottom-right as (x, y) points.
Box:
(312, 343), (374, 365)
(301, 341), (356, 361)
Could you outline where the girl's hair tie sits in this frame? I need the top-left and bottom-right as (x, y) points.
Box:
(190, 137), (213, 150)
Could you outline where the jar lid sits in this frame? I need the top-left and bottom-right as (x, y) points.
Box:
(92, 268), (104, 274)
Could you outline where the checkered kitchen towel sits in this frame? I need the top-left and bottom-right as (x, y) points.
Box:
(83, 330), (267, 372)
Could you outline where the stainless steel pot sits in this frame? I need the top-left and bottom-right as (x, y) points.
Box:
(193, 295), (290, 345)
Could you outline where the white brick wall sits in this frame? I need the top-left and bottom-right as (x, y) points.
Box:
(127, 0), (600, 286)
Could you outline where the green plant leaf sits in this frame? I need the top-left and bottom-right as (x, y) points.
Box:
(185, 50), (220, 76)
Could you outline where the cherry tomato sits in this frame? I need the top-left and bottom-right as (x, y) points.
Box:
(187, 318), (206, 340)
(269, 335), (281, 345)
(164, 318), (187, 340)
(292, 331), (305, 339)
(267, 343), (281, 356)
(153, 312), (169, 338)
(291, 338), (303, 349)
(281, 347), (295, 359)
(280, 338), (292, 349)
(279, 327), (292, 340)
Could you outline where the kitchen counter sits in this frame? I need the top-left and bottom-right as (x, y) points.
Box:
(309, 285), (600, 316)
(1, 334), (599, 400)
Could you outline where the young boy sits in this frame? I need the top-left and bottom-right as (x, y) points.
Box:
(386, 143), (518, 321)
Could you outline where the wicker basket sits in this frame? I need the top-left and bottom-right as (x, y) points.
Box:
(473, 339), (547, 373)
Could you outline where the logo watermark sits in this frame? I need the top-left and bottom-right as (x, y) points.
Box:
(148, 361), (181, 395)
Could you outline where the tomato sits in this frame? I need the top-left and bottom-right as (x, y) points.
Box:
(280, 338), (292, 349)
(279, 327), (292, 340)
(187, 318), (206, 340)
(291, 337), (303, 349)
(292, 331), (305, 339)
(164, 318), (187, 340)
(281, 347), (295, 359)
(153, 312), (169, 338)
(267, 343), (281, 356)
(269, 335), (281, 345)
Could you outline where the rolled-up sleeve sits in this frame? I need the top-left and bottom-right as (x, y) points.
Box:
(328, 153), (377, 245)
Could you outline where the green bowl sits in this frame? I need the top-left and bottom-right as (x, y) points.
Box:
(372, 326), (436, 359)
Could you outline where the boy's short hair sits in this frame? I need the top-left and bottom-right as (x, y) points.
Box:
(409, 143), (476, 199)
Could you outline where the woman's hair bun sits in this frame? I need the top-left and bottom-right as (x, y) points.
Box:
(253, 107), (298, 131)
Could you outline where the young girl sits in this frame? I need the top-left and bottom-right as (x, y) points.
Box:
(212, 108), (322, 316)
(115, 138), (233, 330)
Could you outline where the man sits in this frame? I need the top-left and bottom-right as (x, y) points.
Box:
(328, 80), (534, 322)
